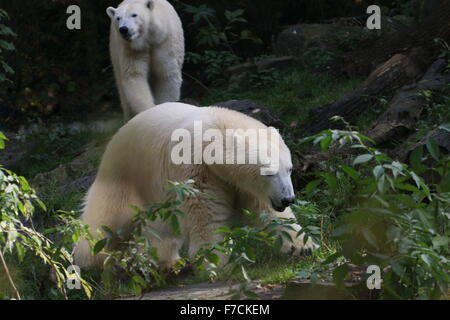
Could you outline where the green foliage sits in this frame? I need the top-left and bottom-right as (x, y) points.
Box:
(182, 4), (260, 85)
(299, 119), (449, 299)
(13, 122), (97, 178)
(0, 131), (92, 300)
(247, 68), (283, 89)
(86, 180), (209, 296)
(417, 86), (450, 132)
(186, 50), (240, 84)
(84, 179), (306, 297)
(182, 4), (260, 50)
(303, 47), (334, 70)
(202, 70), (362, 129)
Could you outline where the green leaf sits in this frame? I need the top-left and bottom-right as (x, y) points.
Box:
(0, 131), (7, 149)
(324, 173), (338, 191)
(170, 215), (181, 236)
(426, 137), (440, 161)
(207, 253), (220, 265)
(305, 179), (321, 194)
(410, 172), (422, 189)
(323, 252), (342, 264)
(214, 226), (231, 234)
(373, 165), (384, 179)
(438, 124), (450, 132)
(432, 236), (448, 249)
(342, 166), (359, 180)
(332, 224), (351, 237)
(409, 146), (424, 171)
(439, 173), (450, 192)
(377, 174), (387, 194)
(362, 228), (378, 249)
(420, 254), (432, 266)
(93, 238), (107, 255)
(353, 154), (373, 165)
(320, 135), (332, 151)
(333, 264), (349, 289)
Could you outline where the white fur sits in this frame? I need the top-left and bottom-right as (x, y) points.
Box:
(73, 103), (315, 268)
(107, 0), (184, 120)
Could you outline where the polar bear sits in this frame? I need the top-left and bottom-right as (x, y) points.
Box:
(73, 103), (315, 268)
(107, 0), (184, 120)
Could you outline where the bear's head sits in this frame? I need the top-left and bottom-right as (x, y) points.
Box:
(107, 0), (157, 48)
(209, 126), (295, 213)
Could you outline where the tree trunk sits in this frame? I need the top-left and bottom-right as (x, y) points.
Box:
(367, 59), (450, 145)
(306, 54), (423, 134)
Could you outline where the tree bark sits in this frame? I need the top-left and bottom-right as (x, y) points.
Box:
(367, 59), (450, 145)
(306, 54), (423, 134)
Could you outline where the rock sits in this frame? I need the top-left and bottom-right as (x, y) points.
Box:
(225, 62), (257, 84)
(32, 143), (103, 190)
(59, 171), (97, 193)
(214, 100), (286, 130)
(282, 280), (375, 300)
(274, 25), (305, 57)
(0, 130), (30, 170)
(120, 282), (284, 300)
(120, 279), (375, 300)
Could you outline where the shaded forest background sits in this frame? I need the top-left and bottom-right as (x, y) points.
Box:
(0, 0), (448, 300)
(0, 0), (426, 125)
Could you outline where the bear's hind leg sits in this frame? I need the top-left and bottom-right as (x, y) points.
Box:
(73, 182), (138, 268)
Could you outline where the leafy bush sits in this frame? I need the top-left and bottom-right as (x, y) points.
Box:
(299, 118), (449, 299)
(182, 5), (260, 50)
(0, 132), (92, 300)
(182, 4), (260, 85)
(303, 47), (334, 70)
(186, 50), (240, 84)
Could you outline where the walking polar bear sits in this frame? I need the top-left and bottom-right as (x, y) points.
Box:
(107, 0), (184, 120)
(73, 103), (315, 268)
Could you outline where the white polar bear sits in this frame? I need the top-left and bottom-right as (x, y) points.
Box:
(73, 103), (315, 268)
(107, 0), (184, 120)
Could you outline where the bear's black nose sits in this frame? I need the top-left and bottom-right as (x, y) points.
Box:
(281, 196), (295, 208)
(119, 26), (129, 36)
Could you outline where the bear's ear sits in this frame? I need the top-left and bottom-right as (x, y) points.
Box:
(146, 0), (154, 10)
(106, 7), (116, 19)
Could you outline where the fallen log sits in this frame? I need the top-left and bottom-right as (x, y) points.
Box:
(307, 54), (423, 134)
(294, 59), (449, 185)
(367, 59), (450, 144)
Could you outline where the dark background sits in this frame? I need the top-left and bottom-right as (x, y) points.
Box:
(0, 0), (411, 125)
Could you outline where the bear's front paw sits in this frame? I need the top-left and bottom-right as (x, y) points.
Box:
(281, 233), (319, 257)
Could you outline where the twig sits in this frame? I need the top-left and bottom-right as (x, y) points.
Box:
(0, 249), (21, 300)
(182, 71), (212, 94)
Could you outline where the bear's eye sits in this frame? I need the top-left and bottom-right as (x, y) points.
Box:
(116, 17), (121, 21)
(131, 14), (138, 18)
